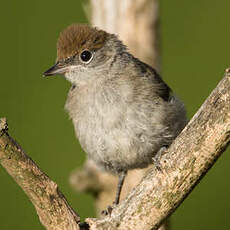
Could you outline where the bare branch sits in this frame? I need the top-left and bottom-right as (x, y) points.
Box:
(90, 0), (160, 70)
(86, 71), (230, 229)
(1, 70), (230, 229)
(0, 119), (80, 230)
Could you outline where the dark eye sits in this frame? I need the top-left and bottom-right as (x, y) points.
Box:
(80, 50), (93, 63)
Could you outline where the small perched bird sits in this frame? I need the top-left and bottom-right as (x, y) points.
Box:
(44, 24), (186, 208)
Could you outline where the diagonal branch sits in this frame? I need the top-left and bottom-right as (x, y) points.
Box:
(86, 70), (230, 229)
(1, 69), (230, 230)
(0, 118), (80, 230)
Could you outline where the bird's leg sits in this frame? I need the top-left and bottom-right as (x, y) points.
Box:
(101, 170), (127, 216)
(153, 146), (168, 171)
(113, 170), (127, 205)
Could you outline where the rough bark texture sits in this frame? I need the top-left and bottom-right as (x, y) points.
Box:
(85, 72), (230, 229)
(0, 118), (80, 230)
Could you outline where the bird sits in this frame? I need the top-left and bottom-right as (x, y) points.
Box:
(43, 24), (187, 210)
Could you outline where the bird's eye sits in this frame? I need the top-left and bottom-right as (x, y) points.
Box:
(80, 50), (93, 63)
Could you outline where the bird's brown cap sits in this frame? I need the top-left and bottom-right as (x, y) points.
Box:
(57, 24), (108, 61)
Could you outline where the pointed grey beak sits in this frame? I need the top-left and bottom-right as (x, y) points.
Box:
(43, 62), (68, 77)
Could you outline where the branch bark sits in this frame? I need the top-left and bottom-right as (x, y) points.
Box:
(0, 118), (80, 230)
(90, 0), (160, 70)
(1, 69), (230, 229)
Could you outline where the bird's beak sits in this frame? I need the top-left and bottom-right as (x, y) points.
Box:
(43, 62), (69, 77)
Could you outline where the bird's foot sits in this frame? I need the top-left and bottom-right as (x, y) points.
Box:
(101, 204), (114, 216)
(153, 146), (168, 171)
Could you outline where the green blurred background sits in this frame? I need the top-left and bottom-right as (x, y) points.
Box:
(0, 0), (229, 229)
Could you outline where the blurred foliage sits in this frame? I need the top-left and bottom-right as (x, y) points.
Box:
(0, 0), (229, 229)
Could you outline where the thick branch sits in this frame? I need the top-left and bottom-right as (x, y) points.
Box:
(90, 0), (160, 70)
(86, 71), (230, 229)
(0, 119), (80, 230)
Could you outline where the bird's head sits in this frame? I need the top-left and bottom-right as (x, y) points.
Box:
(43, 24), (125, 85)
